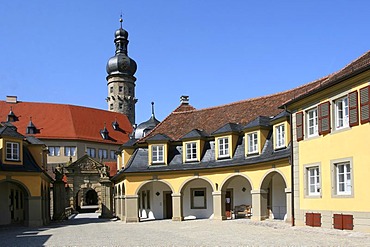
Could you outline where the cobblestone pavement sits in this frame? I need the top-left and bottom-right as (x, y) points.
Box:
(1, 213), (370, 246)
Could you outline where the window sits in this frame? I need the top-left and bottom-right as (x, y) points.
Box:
(6, 142), (20, 161)
(119, 103), (123, 109)
(119, 86), (123, 93)
(334, 96), (349, 129)
(152, 145), (164, 164)
(110, 104), (113, 110)
(275, 124), (285, 148)
(48, 146), (60, 156)
(185, 142), (197, 161)
(110, 86), (113, 93)
(307, 108), (318, 137)
(191, 188), (206, 209)
(307, 166), (320, 196)
(110, 150), (116, 159)
(218, 137), (229, 158)
(98, 149), (108, 159)
(335, 162), (352, 195)
(87, 147), (95, 158)
(247, 132), (258, 154)
(64, 146), (76, 157)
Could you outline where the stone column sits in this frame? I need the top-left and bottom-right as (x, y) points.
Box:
(121, 196), (126, 221)
(53, 180), (67, 220)
(212, 191), (226, 220)
(114, 195), (120, 219)
(99, 178), (113, 218)
(285, 188), (292, 223)
(172, 193), (183, 221)
(251, 189), (268, 221)
(125, 195), (139, 222)
(28, 196), (43, 226)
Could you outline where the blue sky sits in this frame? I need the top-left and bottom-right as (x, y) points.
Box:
(1, 1), (369, 124)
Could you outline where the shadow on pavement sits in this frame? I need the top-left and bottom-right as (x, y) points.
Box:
(0, 212), (111, 247)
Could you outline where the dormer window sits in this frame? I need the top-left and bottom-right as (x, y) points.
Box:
(6, 141), (20, 161)
(26, 118), (37, 134)
(7, 107), (17, 122)
(152, 144), (164, 164)
(275, 124), (285, 149)
(218, 137), (229, 158)
(185, 142), (197, 162)
(112, 119), (119, 130)
(247, 132), (258, 154)
(100, 125), (109, 140)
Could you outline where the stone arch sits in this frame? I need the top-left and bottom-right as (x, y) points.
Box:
(259, 169), (288, 220)
(135, 180), (174, 195)
(220, 173), (254, 191)
(179, 176), (215, 194)
(85, 188), (98, 205)
(0, 179), (30, 225)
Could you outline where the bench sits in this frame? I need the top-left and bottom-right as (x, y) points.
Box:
(234, 204), (252, 218)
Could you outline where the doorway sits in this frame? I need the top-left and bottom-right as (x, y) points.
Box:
(86, 189), (98, 205)
(225, 189), (233, 219)
(163, 191), (173, 219)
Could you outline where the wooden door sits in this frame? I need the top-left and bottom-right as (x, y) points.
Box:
(225, 189), (233, 218)
(164, 192), (173, 219)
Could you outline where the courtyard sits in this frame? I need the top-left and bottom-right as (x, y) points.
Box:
(0, 213), (369, 246)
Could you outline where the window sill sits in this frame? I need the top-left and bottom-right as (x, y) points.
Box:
(246, 152), (259, 158)
(332, 193), (353, 198)
(332, 126), (351, 134)
(217, 156), (231, 161)
(274, 146), (287, 151)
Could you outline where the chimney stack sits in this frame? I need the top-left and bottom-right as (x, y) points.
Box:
(180, 95), (189, 105)
(6, 96), (18, 104)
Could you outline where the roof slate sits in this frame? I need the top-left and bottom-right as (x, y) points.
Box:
(212, 123), (243, 135)
(180, 129), (208, 140)
(244, 116), (271, 129)
(0, 101), (133, 145)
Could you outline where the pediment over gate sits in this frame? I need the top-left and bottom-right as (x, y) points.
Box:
(65, 154), (106, 175)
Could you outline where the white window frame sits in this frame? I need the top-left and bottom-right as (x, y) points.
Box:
(110, 150), (116, 159)
(87, 147), (95, 158)
(218, 137), (229, 158)
(308, 166), (320, 196)
(334, 96), (349, 130)
(48, 146), (61, 157)
(307, 108), (318, 137)
(6, 142), (20, 161)
(185, 142), (197, 162)
(98, 149), (108, 159)
(64, 146), (76, 157)
(336, 162), (352, 196)
(152, 145), (164, 164)
(247, 132), (258, 154)
(275, 124), (285, 149)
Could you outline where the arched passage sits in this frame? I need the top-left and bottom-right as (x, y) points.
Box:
(221, 174), (253, 219)
(0, 180), (29, 226)
(180, 178), (214, 220)
(85, 189), (98, 205)
(260, 171), (287, 220)
(137, 180), (173, 220)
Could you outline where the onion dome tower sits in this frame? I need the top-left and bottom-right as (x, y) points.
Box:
(106, 17), (137, 125)
(133, 102), (160, 139)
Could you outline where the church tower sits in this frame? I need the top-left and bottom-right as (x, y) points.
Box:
(106, 17), (137, 125)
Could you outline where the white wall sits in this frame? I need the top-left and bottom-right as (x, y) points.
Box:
(227, 176), (252, 207)
(182, 179), (213, 219)
(271, 175), (286, 219)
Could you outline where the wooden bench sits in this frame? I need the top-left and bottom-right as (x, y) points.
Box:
(234, 204), (252, 218)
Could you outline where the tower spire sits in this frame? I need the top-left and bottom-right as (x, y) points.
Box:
(151, 102), (155, 117)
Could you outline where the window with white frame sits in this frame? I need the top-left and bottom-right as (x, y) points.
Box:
(275, 124), (285, 148)
(185, 142), (197, 161)
(334, 96), (349, 130)
(48, 146), (60, 156)
(247, 132), (258, 154)
(64, 146), (76, 157)
(6, 142), (20, 161)
(110, 150), (116, 159)
(335, 162), (352, 195)
(307, 108), (318, 137)
(218, 137), (229, 158)
(86, 147), (95, 158)
(152, 145), (164, 164)
(307, 166), (320, 196)
(191, 188), (206, 209)
(98, 149), (108, 159)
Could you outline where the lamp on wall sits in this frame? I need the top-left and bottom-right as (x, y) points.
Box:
(156, 192), (160, 196)
(242, 187), (246, 192)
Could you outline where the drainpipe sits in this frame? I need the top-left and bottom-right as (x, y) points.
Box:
(285, 106), (295, 226)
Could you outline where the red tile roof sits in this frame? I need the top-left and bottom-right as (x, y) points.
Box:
(0, 101), (132, 145)
(142, 77), (326, 142)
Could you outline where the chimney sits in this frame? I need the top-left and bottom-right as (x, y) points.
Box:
(6, 96), (18, 104)
(180, 95), (189, 105)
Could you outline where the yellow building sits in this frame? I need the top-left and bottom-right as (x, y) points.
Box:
(284, 51), (370, 232)
(0, 123), (52, 226)
(113, 84), (319, 223)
